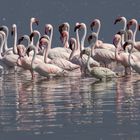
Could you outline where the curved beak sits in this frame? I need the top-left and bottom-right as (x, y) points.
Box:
(90, 21), (95, 31)
(114, 18), (121, 24)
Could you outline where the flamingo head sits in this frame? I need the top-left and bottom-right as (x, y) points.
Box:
(113, 34), (121, 47)
(39, 35), (50, 50)
(127, 19), (137, 29)
(31, 17), (39, 25)
(60, 30), (68, 44)
(80, 49), (91, 58)
(59, 22), (69, 35)
(18, 36), (24, 44)
(88, 32), (98, 44)
(11, 24), (16, 36)
(29, 30), (39, 41)
(45, 24), (53, 35)
(114, 17), (124, 24)
(69, 38), (76, 50)
(74, 23), (86, 32)
(90, 19), (100, 31)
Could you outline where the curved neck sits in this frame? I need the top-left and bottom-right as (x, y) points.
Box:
(87, 53), (91, 72)
(81, 24), (87, 50)
(76, 29), (80, 53)
(90, 34), (98, 56)
(96, 21), (101, 36)
(133, 21), (138, 42)
(31, 46), (36, 69)
(49, 27), (53, 49)
(13, 26), (18, 54)
(24, 35), (31, 46)
(0, 34), (4, 58)
(115, 40), (122, 61)
(44, 42), (50, 63)
(69, 40), (77, 60)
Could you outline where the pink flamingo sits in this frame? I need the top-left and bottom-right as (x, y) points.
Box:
(113, 34), (131, 74)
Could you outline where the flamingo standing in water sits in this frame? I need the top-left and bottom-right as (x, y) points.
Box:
(113, 34), (131, 75)
(123, 40), (140, 74)
(27, 43), (68, 79)
(80, 49), (117, 81)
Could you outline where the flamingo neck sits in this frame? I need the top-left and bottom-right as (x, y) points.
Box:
(31, 47), (36, 70)
(133, 21), (138, 42)
(44, 42), (50, 64)
(87, 52), (91, 73)
(81, 25), (87, 50)
(13, 26), (18, 54)
(0, 35), (4, 58)
(69, 40), (77, 60)
(96, 21), (101, 37)
(76, 29), (80, 53)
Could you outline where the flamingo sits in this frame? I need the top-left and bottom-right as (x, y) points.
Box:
(0, 32), (18, 73)
(90, 19), (116, 51)
(30, 17), (39, 45)
(80, 49), (117, 81)
(0, 25), (9, 53)
(114, 16), (127, 45)
(88, 32), (115, 68)
(45, 24), (71, 53)
(123, 40), (140, 74)
(113, 34), (131, 75)
(74, 22), (87, 51)
(27, 44), (68, 78)
(127, 19), (140, 51)
(44, 25), (71, 60)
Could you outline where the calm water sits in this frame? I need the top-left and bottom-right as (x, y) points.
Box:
(0, 70), (140, 140)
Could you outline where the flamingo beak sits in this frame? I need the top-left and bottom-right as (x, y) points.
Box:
(114, 18), (121, 24)
(122, 42), (129, 51)
(18, 37), (24, 44)
(74, 25), (81, 32)
(88, 35), (92, 44)
(26, 47), (31, 57)
(35, 19), (39, 25)
(90, 21), (95, 31)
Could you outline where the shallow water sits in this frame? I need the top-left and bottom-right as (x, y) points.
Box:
(0, 70), (140, 140)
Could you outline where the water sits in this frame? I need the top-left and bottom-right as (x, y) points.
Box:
(1, 0), (140, 139)
(0, 70), (140, 140)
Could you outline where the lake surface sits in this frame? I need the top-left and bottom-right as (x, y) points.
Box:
(0, 69), (140, 140)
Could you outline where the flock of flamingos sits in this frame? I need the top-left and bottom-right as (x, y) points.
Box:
(0, 16), (140, 81)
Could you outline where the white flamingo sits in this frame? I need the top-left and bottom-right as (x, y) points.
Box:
(114, 16), (127, 45)
(127, 18), (140, 51)
(80, 49), (117, 81)
(90, 19), (116, 51)
(123, 40), (140, 74)
(88, 32), (115, 68)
